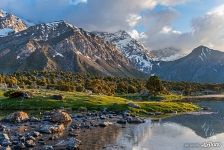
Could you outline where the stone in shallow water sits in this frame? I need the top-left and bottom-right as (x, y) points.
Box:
(55, 137), (81, 150)
(117, 119), (127, 124)
(50, 110), (72, 124)
(98, 121), (112, 127)
(126, 117), (145, 124)
(39, 124), (65, 134)
(43, 145), (54, 150)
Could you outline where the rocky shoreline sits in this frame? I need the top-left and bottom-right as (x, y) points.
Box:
(0, 110), (145, 150)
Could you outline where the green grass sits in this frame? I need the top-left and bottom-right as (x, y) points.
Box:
(117, 93), (184, 101)
(152, 94), (184, 101)
(0, 89), (199, 116)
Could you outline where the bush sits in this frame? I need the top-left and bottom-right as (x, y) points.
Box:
(76, 85), (85, 92)
(4, 90), (16, 97)
(4, 90), (33, 99)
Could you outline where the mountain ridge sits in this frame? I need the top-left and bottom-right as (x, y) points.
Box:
(152, 46), (224, 83)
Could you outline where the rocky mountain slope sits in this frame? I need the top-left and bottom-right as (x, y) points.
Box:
(0, 21), (144, 77)
(93, 31), (153, 74)
(152, 46), (224, 83)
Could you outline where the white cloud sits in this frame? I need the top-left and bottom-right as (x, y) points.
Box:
(126, 14), (142, 27)
(160, 26), (172, 33)
(139, 4), (224, 53)
(128, 30), (147, 40)
(69, 0), (87, 5)
(207, 4), (224, 16)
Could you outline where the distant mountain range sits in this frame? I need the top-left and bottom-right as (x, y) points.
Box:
(151, 47), (186, 61)
(0, 10), (224, 83)
(152, 46), (224, 83)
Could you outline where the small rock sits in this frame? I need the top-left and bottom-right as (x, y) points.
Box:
(14, 142), (26, 149)
(43, 145), (54, 150)
(0, 133), (11, 146)
(155, 112), (163, 115)
(30, 117), (40, 122)
(19, 136), (26, 143)
(147, 112), (155, 115)
(27, 136), (36, 141)
(127, 103), (141, 109)
(2, 146), (11, 150)
(117, 119), (127, 124)
(25, 139), (36, 147)
(127, 117), (145, 124)
(0, 125), (7, 132)
(98, 121), (112, 127)
(100, 115), (106, 120)
(51, 95), (64, 100)
(32, 131), (41, 137)
(55, 138), (80, 150)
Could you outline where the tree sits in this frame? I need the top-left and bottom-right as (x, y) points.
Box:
(146, 76), (164, 96)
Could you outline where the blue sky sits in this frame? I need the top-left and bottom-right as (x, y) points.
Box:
(0, 0), (224, 51)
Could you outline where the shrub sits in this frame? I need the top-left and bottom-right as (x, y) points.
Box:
(4, 90), (32, 99)
(4, 90), (16, 97)
(76, 85), (85, 92)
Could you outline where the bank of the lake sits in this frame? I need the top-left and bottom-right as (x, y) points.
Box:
(0, 89), (199, 116)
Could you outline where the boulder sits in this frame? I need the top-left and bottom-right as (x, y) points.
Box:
(98, 121), (112, 127)
(4, 112), (29, 123)
(25, 139), (36, 147)
(127, 103), (141, 109)
(55, 138), (80, 150)
(30, 117), (40, 122)
(39, 124), (65, 134)
(43, 145), (54, 150)
(126, 117), (145, 124)
(4, 91), (32, 99)
(0, 133), (11, 147)
(50, 110), (72, 124)
(51, 95), (64, 100)
(117, 119), (127, 124)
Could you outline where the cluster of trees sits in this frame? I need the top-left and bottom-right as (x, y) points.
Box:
(0, 71), (224, 96)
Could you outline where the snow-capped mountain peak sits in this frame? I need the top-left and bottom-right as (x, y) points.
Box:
(92, 30), (153, 74)
(0, 10), (28, 37)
